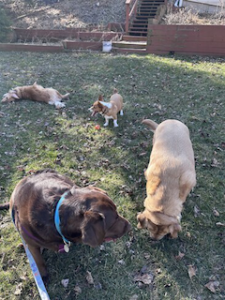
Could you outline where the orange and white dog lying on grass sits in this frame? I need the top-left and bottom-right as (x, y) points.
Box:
(1, 83), (70, 109)
(137, 119), (196, 240)
(90, 89), (123, 127)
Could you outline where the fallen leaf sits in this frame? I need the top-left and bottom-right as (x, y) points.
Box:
(216, 222), (225, 227)
(194, 205), (200, 217)
(186, 232), (191, 238)
(125, 241), (131, 249)
(99, 245), (105, 251)
(16, 165), (25, 172)
(143, 253), (151, 260)
(138, 152), (147, 157)
(19, 273), (27, 281)
(205, 281), (220, 293)
(211, 158), (220, 167)
(188, 265), (196, 279)
(134, 273), (154, 285)
(164, 283), (172, 288)
(213, 209), (219, 216)
(74, 285), (82, 295)
(61, 279), (69, 287)
(94, 282), (102, 290)
(86, 271), (94, 285)
(129, 295), (138, 300)
(14, 283), (23, 295)
(175, 251), (185, 260)
(118, 259), (125, 265)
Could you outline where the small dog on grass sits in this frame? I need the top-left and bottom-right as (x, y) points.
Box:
(90, 89), (123, 127)
(1, 82), (70, 109)
(137, 119), (196, 240)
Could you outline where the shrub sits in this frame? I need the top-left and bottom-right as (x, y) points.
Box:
(164, 6), (225, 25)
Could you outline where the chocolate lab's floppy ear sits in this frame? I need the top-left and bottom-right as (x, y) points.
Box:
(87, 186), (108, 196)
(81, 211), (105, 247)
(70, 185), (79, 195)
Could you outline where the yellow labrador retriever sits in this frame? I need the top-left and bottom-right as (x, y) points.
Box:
(137, 119), (196, 240)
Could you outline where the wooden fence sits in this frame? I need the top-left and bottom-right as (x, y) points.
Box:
(147, 24), (225, 56)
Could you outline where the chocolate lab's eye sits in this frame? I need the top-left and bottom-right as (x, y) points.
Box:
(99, 213), (105, 220)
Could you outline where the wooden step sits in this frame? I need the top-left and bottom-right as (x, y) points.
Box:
(139, 2), (161, 5)
(136, 12), (156, 16)
(122, 35), (147, 42)
(134, 15), (153, 19)
(132, 21), (148, 26)
(128, 31), (148, 37)
(139, 5), (161, 8)
(133, 19), (149, 23)
(138, 10), (157, 14)
(131, 23), (148, 28)
(139, 7), (158, 11)
(139, 4), (159, 8)
(112, 40), (147, 49)
(112, 47), (146, 54)
(140, 0), (164, 3)
(130, 25), (148, 30)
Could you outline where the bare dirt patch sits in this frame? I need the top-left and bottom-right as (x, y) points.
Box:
(2, 0), (126, 29)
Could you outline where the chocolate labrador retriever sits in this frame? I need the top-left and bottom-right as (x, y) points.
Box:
(0, 169), (131, 280)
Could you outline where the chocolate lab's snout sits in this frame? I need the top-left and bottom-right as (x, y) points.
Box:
(121, 216), (132, 235)
(125, 220), (132, 233)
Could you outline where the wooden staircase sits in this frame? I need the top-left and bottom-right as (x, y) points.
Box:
(111, 0), (166, 54)
(112, 35), (147, 54)
(129, 0), (165, 36)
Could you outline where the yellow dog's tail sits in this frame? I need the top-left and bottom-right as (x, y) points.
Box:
(142, 119), (158, 132)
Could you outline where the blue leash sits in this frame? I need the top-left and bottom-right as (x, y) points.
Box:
(10, 191), (71, 299)
(22, 242), (50, 300)
(11, 208), (50, 300)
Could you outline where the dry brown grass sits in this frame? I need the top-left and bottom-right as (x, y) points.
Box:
(2, 0), (126, 29)
(164, 7), (225, 25)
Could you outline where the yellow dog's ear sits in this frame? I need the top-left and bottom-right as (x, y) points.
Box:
(145, 211), (179, 226)
(169, 223), (182, 238)
(137, 212), (148, 229)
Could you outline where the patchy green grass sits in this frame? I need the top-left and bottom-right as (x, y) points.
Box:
(0, 51), (224, 300)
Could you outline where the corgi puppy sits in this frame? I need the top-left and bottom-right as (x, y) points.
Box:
(90, 89), (123, 127)
(1, 82), (70, 109)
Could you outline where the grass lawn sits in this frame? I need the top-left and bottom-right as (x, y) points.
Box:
(0, 51), (224, 300)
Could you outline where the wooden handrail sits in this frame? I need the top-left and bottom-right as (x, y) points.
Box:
(125, 0), (139, 33)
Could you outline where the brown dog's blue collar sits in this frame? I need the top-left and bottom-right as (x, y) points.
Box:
(54, 191), (71, 251)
